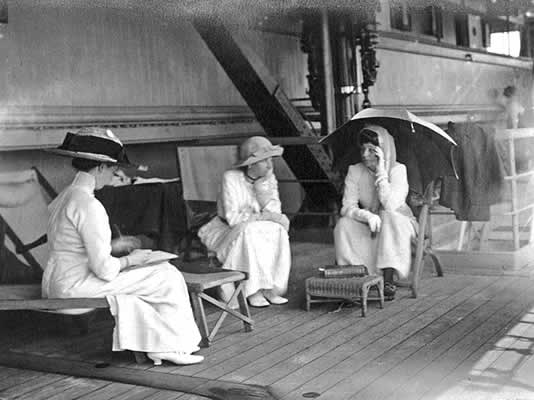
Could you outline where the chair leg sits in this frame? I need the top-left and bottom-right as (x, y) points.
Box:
(234, 281), (253, 333)
(360, 285), (368, 317)
(377, 280), (384, 309)
(411, 239), (426, 299)
(427, 248), (443, 277)
(182, 233), (193, 262)
(189, 292), (210, 347)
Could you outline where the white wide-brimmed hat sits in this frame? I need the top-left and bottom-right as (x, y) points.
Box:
(234, 136), (283, 168)
(48, 127), (135, 167)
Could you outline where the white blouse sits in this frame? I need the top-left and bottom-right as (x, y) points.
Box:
(44, 172), (121, 296)
(340, 162), (410, 222)
(217, 169), (282, 227)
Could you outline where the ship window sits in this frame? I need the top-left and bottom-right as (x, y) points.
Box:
(390, 0), (411, 31)
(455, 14), (469, 47)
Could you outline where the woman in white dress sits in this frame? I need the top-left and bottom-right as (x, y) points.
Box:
(334, 125), (417, 300)
(198, 136), (291, 308)
(42, 127), (203, 366)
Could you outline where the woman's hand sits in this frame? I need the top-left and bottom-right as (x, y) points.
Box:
(373, 146), (387, 176)
(122, 249), (153, 269)
(259, 211), (290, 231)
(111, 236), (141, 257)
(366, 213), (382, 234)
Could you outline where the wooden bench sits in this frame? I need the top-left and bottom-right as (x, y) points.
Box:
(0, 167), (253, 354)
(0, 265), (253, 350)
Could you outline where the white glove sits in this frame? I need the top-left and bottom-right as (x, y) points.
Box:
(374, 146), (387, 177)
(366, 213), (382, 234)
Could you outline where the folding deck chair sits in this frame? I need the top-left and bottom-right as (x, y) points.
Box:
(177, 145), (253, 346)
(404, 180), (444, 298)
(0, 167), (111, 335)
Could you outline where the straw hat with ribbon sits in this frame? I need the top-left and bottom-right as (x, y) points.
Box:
(48, 127), (135, 168)
(234, 136), (283, 168)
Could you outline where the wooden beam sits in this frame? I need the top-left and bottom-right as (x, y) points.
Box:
(192, 18), (342, 203)
(174, 135), (322, 147)
(0, 352), (278, 400)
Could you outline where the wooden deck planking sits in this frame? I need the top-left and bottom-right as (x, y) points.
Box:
(417, 305), (532, 400)
(100, 385), (163, 400)
(409, 300), (534, 400)
(328, 276), (533, 400)
(240, 275), (486, 388)
(272, 275), (495, 398)
(169, 307), (330, 376)
(0, 370), (67, 399)
(0, 365), (35, 382)
(142, 390), (204, 400)
(278, 275), (502, 399)
(75, 382), (137, 400)
(0, 366), (47, 391)
(0, 366), (212, 400)
(417, 313), (534, 400)
(154, 306), (302, 374)
(11, 375), (106, 400)
(237, 275), (484, 387)
(4, 271), (534, 399)
(41, 378), (110, 400)
(451, 306), (534, 400)
(487, 317), (534, 400)
(184, 273), (442, 383)
(193, 307), (346, 380)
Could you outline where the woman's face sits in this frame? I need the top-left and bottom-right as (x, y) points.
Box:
(95, 164), (119, 189)
(360, 143), (379, 171)
(247, 157), (273, 179)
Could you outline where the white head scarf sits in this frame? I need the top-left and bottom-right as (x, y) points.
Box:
(360, 124), (397, 175)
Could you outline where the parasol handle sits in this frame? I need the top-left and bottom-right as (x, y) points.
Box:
(450, 147), (459, 180)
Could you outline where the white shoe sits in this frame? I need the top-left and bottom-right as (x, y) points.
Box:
(147, 352), (204, 366)
(262, 290), (288, 305)
(248, 292), (270, 308)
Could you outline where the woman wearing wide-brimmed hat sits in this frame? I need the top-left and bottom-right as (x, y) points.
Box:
(43, 127), (203, 366)
(198, 136), (291, 308)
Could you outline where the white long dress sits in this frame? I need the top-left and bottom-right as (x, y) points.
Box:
(42, 172), (201, 353)
(198, 169), (291, 297)
(334, 128), (417, 279)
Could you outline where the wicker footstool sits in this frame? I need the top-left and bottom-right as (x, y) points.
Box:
(305, 275), (384, 317)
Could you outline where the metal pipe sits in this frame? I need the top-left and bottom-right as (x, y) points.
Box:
(336, 20), (355, 124)
(321, 8), (336, 134)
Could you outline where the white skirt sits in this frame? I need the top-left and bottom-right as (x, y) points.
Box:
(199, 216), (291, 297)
(43, 261), (201, 353)
(334, 210), (417, 279)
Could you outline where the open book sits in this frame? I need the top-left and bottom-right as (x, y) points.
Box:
(123, 250), (179, 271)
(132, 177), (180, 185)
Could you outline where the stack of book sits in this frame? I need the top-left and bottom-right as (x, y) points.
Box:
(318, 265), (368, 278)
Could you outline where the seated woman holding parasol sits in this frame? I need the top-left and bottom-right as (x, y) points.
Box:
(334, 125), (417, 300)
